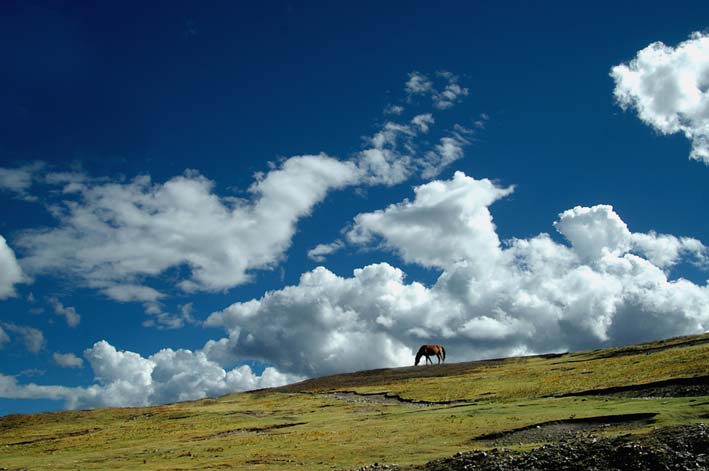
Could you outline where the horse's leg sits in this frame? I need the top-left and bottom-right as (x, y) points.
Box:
(426, 355), (432, 365)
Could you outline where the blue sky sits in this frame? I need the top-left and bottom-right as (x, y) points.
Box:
(1, 1), (708, 415)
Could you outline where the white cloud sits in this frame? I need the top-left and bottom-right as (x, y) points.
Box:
(53, 352), (84, 368)
(554, 206), (707, 269)
(405, 71), (470, 110)
(611, 32), (709, 164)
(411, 113), (434, 133)
(0, 374), (77, 402)
(12, 73), (476, 309)
(206, 172), (709, 379)
(0, 235), (26, 299)
(356, 122), (417, 185)
(553, 205), (632, 262)
(101, 284), (164, 303)
(384, 104), (405, 115)
(354, 117), (472, 185)
(142, 302), (197, 330)
(434, 80), (469, 110)
(0, 162), (94, 200)
(308, 240), (345, 262)
(49, 297), (81, 327)
(205, 263), (423, 377)
(405, 71), (433, 95)
(421, 126), (472, 179)
(17, 156), (358, 301)
(347, 171), (514, 273)
(1, 323), (45, 353)
(631, 231), (706, 268)
(0, 162), (44, 200)
(0, 340), (300, 409)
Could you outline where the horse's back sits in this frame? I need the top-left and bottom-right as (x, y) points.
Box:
(419, 344), (442, 354)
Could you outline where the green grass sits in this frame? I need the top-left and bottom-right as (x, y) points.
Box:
(2, 333), (709, 470)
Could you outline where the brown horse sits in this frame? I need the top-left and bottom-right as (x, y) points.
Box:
(415, 344), (446, 365)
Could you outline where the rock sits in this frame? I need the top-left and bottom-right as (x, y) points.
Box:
(400, 424), (709, 471)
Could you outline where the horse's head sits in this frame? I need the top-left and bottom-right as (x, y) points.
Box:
(414, 346), (424, 365)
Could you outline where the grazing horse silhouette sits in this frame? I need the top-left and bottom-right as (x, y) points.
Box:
(415, 344), (446, 365)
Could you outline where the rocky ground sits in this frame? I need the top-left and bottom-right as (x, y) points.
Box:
(339, 374), (709, 471)
(351, 424), (709, 471)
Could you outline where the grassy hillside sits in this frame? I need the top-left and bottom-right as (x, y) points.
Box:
(2, 334), (709, 470)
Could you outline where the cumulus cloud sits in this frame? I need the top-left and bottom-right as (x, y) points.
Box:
(49, 297), (81, 327)
(347, 171), (514, 273)
(554, 206), (707, 268)
(0, 235), (25, 299)
(554, 205), (633, 262)
(631, 231), (706, 268)
(307, 240), (345, 262)
(0, 340), (300, 409)
(207, 172), (709, 378)
(611, 32), (709, 164)
(0, 323), (45, 353)
(205, 264), (421, 376)
(53, 352), (84, 368)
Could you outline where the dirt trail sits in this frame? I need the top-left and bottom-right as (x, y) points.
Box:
(319, 391), (472, 408)
(473, 413), (658, 446)
(556, 375), (709, 399)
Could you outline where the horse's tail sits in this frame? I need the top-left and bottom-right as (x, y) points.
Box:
(441, 345), (446, 363)
(414, 346), (423, 365)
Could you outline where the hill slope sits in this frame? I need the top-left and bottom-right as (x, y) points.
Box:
(2, 334), (709, 470)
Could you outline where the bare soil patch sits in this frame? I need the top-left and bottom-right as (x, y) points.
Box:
(191, 421), (306, 441)
(556, 375), (709, 398)
(473, 413), (658, 446)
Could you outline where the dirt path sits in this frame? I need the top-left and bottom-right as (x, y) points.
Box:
(473, 413), (658, 447)
(318, 391), (471, 408)
(556, 375), (709, 399)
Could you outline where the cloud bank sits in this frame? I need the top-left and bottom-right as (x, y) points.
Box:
(207, 172), (709, 378)
(611, 32), (709, 164)
(4, 167), (707, 408)
(0, 340), (300, 409)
